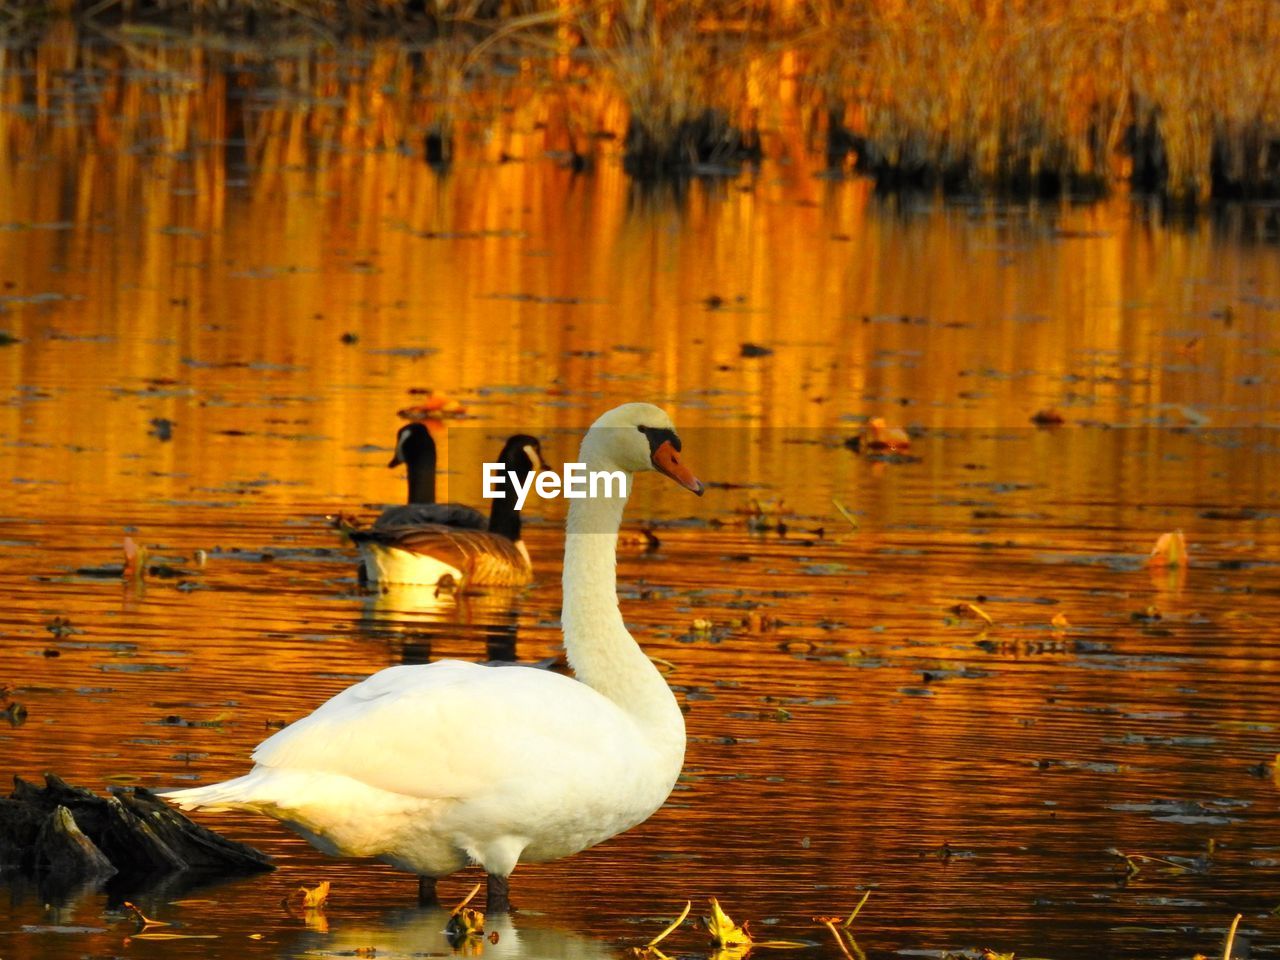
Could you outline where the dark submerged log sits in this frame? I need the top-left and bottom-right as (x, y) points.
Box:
(1, 774), (272, 890)
(36, 806), (117, 883)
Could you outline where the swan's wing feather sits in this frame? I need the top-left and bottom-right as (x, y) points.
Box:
(373, 503), (488, 531)
(251, 662), (630, 800)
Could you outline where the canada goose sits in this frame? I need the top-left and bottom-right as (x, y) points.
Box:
(354, 434), (545, 588)
(373, 422), (487, 531)
(163, 403), (704, 913)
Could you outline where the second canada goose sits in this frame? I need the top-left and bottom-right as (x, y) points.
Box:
(354, 434), (545, 588)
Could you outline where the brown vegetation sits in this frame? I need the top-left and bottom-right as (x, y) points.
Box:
(0, 0), (1277, 198)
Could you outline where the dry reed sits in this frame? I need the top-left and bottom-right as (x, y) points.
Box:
(581, 0), (763, 177)
(842, 0), (1279, 200)
(1, 0), (1277, 197)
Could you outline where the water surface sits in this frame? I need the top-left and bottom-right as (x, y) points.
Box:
(3, 31), (1280, 960)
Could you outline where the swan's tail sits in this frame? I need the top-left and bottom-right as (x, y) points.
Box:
(158, 773), (266, 813)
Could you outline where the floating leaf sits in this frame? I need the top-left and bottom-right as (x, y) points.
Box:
(123, 537), (149, 582)
(445, 882), (485, 941)
(1148, 530), (1187, 568)
(862, 417), (911, 451)
(397, 390), (465, 420)
(1051, 612), (1070, 630)
(299, 881), (330, 908)
(702, 898), (753, 950)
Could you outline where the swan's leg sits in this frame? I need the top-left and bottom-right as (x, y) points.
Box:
(485, 873), (512, 913)
(418, 876), (439, 906)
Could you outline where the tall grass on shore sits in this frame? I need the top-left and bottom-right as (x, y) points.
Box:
(0, 0), (1278, 199)
(844, 0), (1280, 201)
(849, 1), (1123, 196)
(583, 0), (763, 177)
(1128, 1), (1280, 201)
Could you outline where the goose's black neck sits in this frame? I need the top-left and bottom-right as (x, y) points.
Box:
(489, 434), (541, 543)
(406, 447), (437, 505)
(488, 482), (522, 542)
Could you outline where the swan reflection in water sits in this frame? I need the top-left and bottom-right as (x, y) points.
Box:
(286, 903), (616, 960)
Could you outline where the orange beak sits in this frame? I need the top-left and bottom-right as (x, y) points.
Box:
(652, 440), (704, 496)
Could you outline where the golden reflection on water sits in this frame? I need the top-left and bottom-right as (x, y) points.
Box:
(3, 29), (1280, 960)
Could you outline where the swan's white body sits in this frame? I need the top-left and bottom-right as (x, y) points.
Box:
(165, 403), (696, 892)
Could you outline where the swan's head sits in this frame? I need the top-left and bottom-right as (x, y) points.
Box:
(584, 403), (704, 495)
(497, 433), (547, 481)
(389, 422), (435, 468)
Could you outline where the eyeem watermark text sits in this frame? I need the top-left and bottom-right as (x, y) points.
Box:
(483, 462), (628, 510)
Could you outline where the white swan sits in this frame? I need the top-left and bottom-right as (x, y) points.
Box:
(163, 402), (704, 912)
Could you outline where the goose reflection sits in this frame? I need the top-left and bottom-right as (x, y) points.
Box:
(357, 585), (522, 664)
(285, 903), (616, 960)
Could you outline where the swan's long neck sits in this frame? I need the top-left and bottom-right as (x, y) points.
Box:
(561, 466), (682, 746)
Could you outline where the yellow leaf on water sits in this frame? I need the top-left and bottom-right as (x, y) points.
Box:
(130, 933), (220, 940)
(398, 392), (466, 421)
(445, 882), (485, 940)
(701, 898), (752, 950)
(1051, 612), (1070, 630)
(1148, 530), (1187, 568)
(123, 536), (146, 580)
(864, 417), (911, 451)
(299, 881), (330, 908)
(447, 907), (485, 938)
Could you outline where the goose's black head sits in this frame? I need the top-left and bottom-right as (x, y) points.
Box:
(389, 422), (436, 469)
(488, 434), (547, 542)
(390, 422), (438, 505)
(498, 434), (546, 480)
